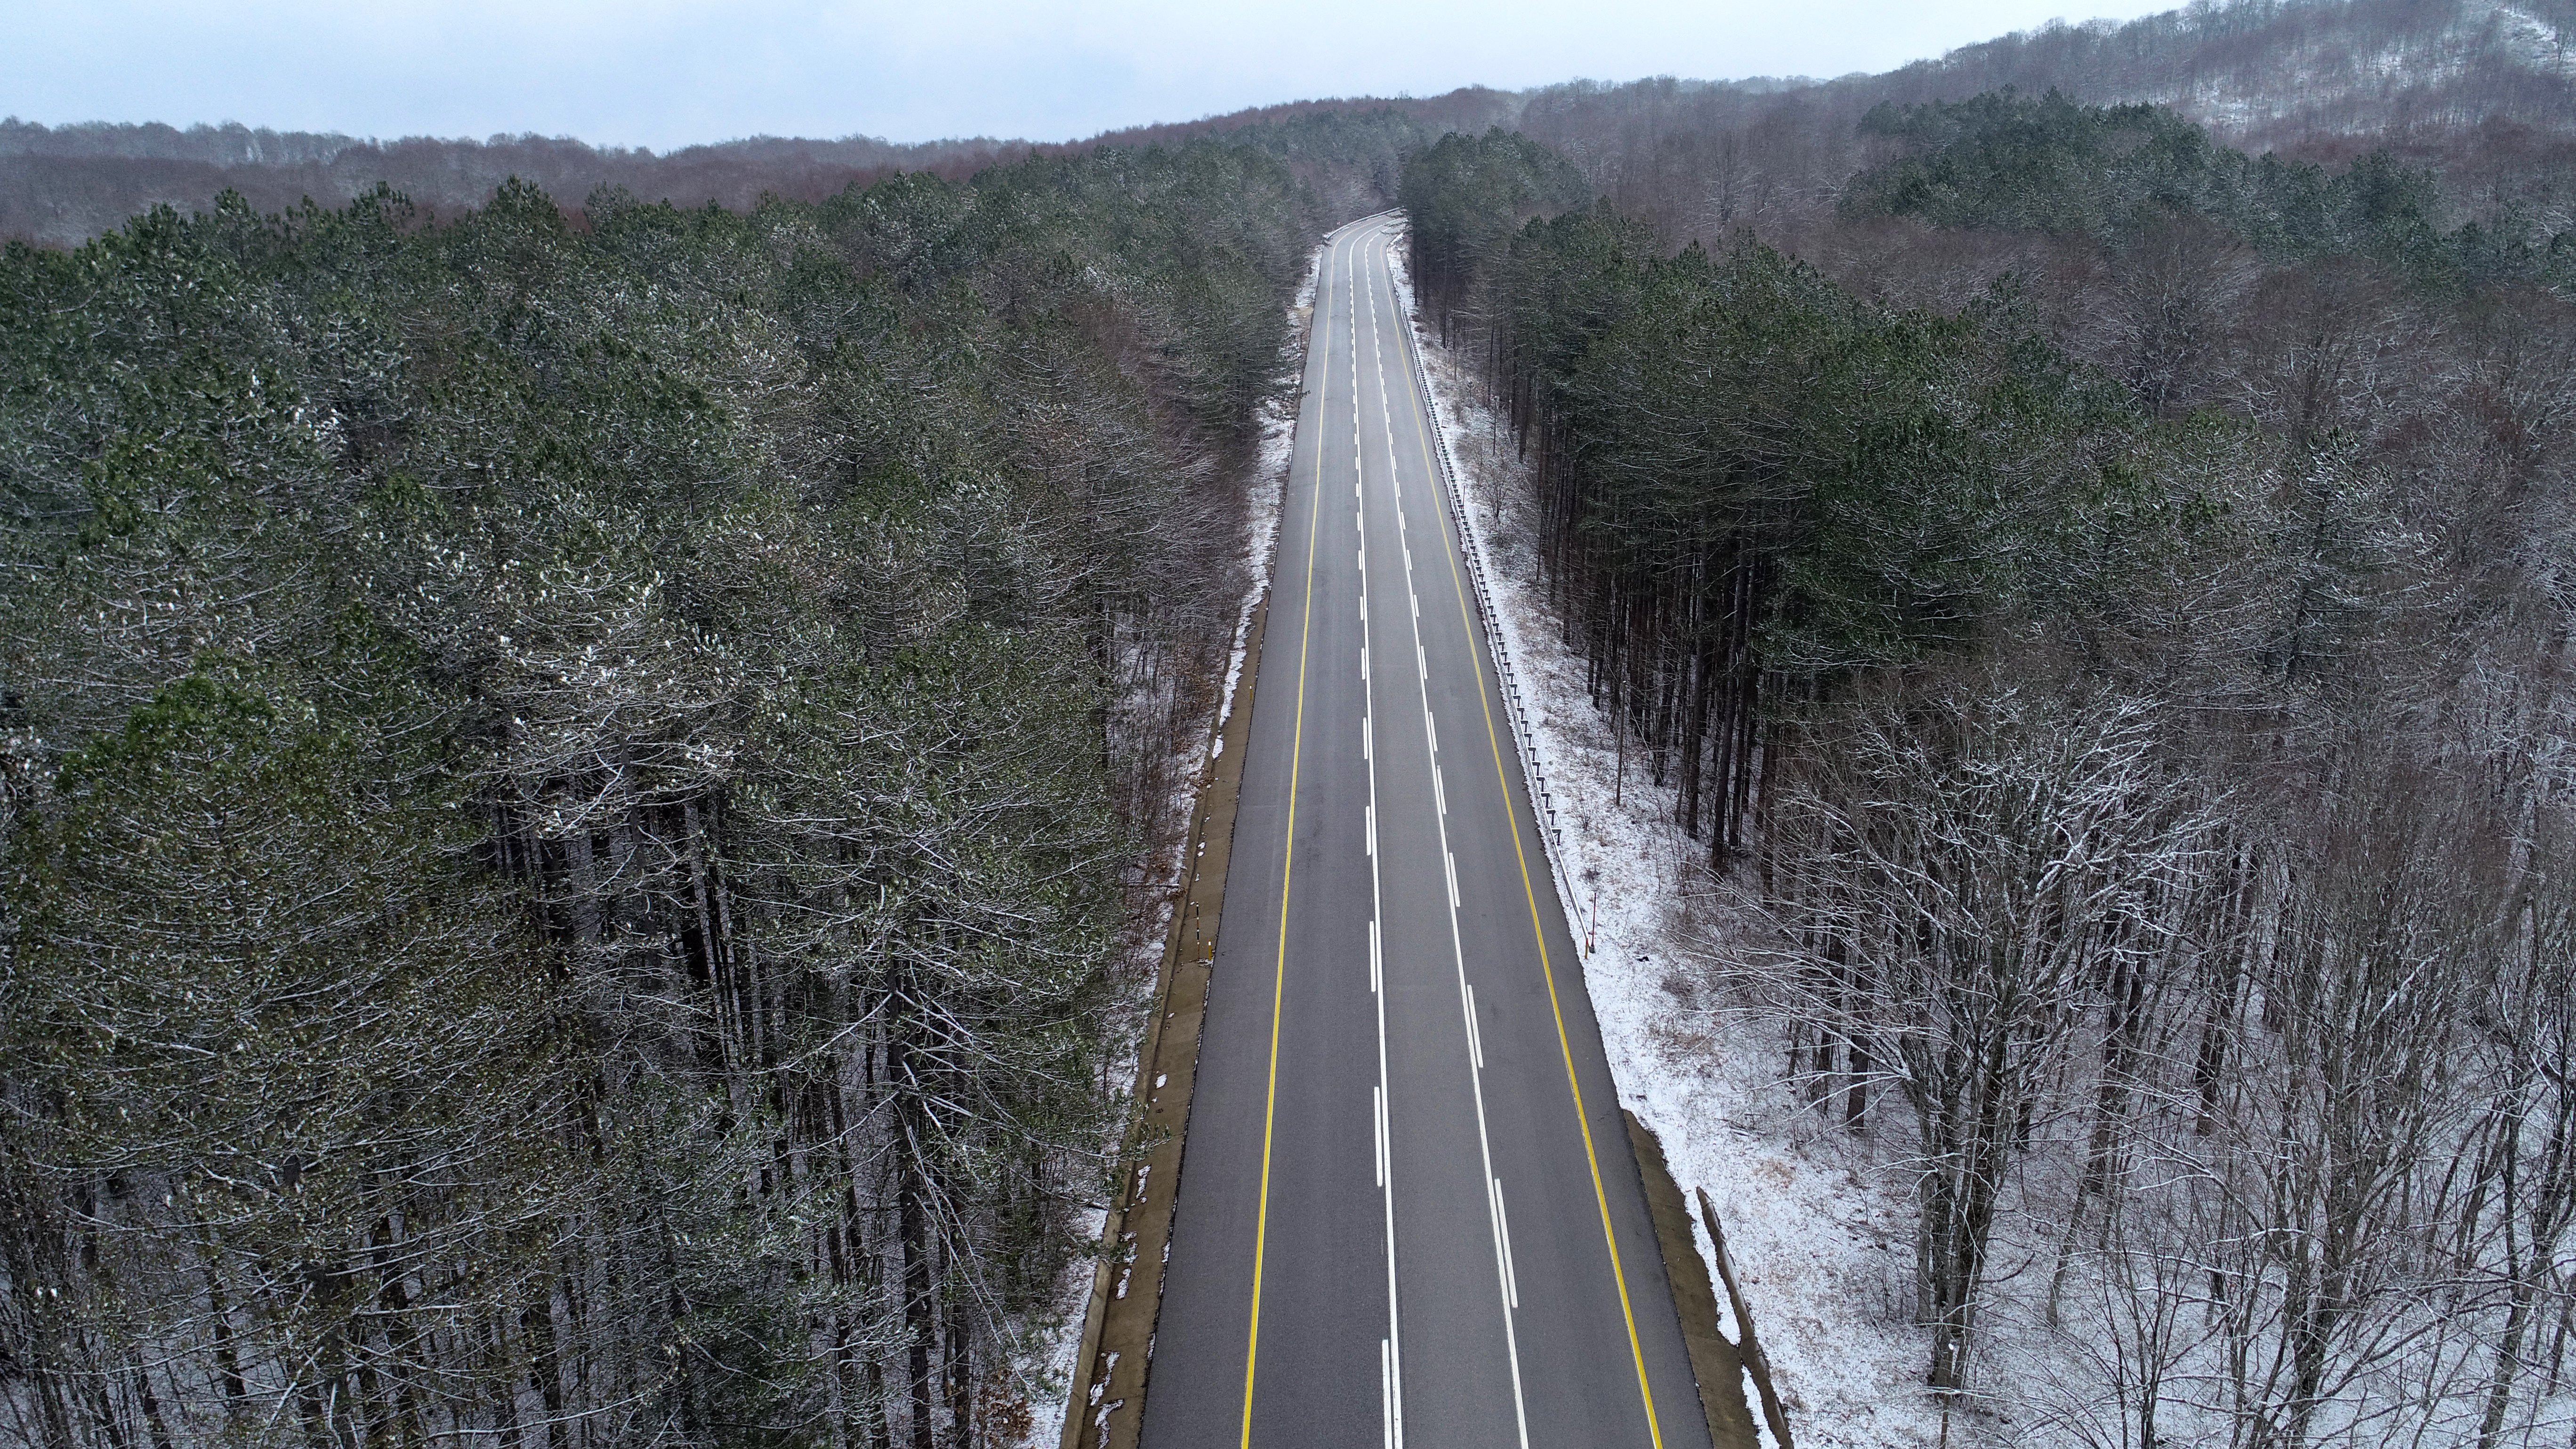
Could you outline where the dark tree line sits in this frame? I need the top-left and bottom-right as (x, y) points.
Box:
(1409, 130), (2155, 868)
(0, 121), (1038, 251)
(1845, 89), (2576, 294)
(0, 130), (1351, 1449)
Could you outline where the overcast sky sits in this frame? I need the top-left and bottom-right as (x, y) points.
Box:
(6, 0), (2177, 150)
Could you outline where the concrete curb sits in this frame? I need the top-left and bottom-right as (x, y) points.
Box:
(1626, 1111), (1761, 1449)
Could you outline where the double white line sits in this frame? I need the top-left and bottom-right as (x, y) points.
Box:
(1349, 222), (1409, 1449)
(1357, 222), (1532, 1449)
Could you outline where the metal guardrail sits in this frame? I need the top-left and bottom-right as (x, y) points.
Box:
(1394, 288), (1597, 960)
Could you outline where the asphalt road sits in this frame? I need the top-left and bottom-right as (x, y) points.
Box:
(1139, 215), (1710, 1449)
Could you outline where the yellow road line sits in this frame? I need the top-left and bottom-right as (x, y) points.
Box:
(1241, 228), (1338, 1448)
(1381, 240), (1669, 1449)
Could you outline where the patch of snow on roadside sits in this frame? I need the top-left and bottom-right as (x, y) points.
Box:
(1387, 235), (1958, 1449)
(1022, 240), (1323, 1449)
(2489, 0), (2576, 73)
(1218, 246), (1316, 746)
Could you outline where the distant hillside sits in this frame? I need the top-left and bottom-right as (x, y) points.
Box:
(1900, 0), (2576, 145)
(1501, 0), (2576, 253)
(8, 0), (2575, 247)
(0, 94), (1508, 247)
(0, 120), (1033, 245)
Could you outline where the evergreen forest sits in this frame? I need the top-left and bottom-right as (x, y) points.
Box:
(1403, 86), (2576, 1442)
(1, 139), (1324, 1449)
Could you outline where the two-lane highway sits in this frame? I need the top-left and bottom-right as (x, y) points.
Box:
(1140, 215), (1707, 1449)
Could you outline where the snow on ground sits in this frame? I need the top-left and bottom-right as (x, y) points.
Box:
(1216, 249), (1315, 748)
(2487, 0), (2576, 74)
(1386, 241), (1966, 1449)
(1021, 242), (1322, 1448)
(2155, 0), (2576, 138)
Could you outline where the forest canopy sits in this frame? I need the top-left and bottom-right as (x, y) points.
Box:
(0, 136), (1327, 1449)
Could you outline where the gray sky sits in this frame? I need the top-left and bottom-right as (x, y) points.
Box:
(6, 0), (2176, 150)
